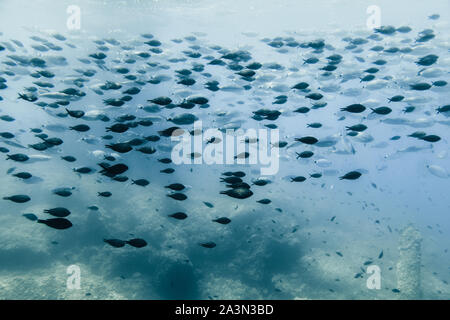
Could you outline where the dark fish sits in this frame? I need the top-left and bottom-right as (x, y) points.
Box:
(66, 109), (85, 118)
(306, 93), (323, 100)
(113, 176), (129, 182)
(291, 176), (306, 182)
(341, 104), (366, 113)
(12, 172), (32, 179)
(361, 75), (375, 82)
(408, 131), (427, 139)
(137, 146), (156, 154)
(200, 242), (216, 248)
(104, 239), (126, 248)
(234, 152), (250, 159)
(294, 107), (310, 114)
(158, 158), (172, 164)
(410, 83), (431, 91)
(375, 25), (396, 35)
(432, 80), (447, 87)
(23, 213), (38, 221)
(371, 107), (392, 115)
(292, 82), (309, 90)
(106, 123), (129, 133)
(340, 171), (362, 180)
(187, 96), (209, 105)
(168, 212), (188, 220)
(158, 126), (183, 137)
(132, 179), (149, 187)
(252, 179), (271, 186)
(145, 39), (162, 47)
(246, 62), (262, 70)
(144, 135), (161, 142)
(74, 167), (93, 174)
(61, 156), (77, 162)
(296, 151), (314, 159)
(98, 191), (112, 197)
(106, 143), (132, 153)
(419, 135), (441, 142)
(70, 124), (90, 132)
(221, 176), (242, 184)
(3, 195), (30, 203)
(436, 105), (450, 113)
(126, 238), (147, 248)
(388, 95), (404, 102)
(44, 207), (71, 217)
(53, 189), (72, 197)
(396, 26), (412, 33)
(295, 136), (318, 145)
(123, 87), (140, 95)
(0, 132), (14, 139)
(89, 52), (107, 60)
(38, 218), (72, 230)
(149, 96), (172, 105)
(160, 168), (175, 174)
(212, 217), (231, 225)
(304, 57), (319, 64)
(257, 199), (271, 204)
(6, 153), (29, 162)
(164, 183), (185, 191)
(346, 124), (367, 132)
(307, 123), (322, 128)
(416, 54), (438, 66)
(232, 171), (246, 177)
(167, 193), (187, 201)
(220, 188), (253, 199)
(203, 201), (214, 208)
(364, 67), (379, 74)
(227, 182), (251, 189)
(99, 163), (128, 176)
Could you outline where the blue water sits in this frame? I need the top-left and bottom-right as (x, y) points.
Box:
(0, 0), (449, 299)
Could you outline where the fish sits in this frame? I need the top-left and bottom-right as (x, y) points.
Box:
(339, 171), (362, 180)
(3, 195), (31, 203)
(38, 218), (72, 230)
